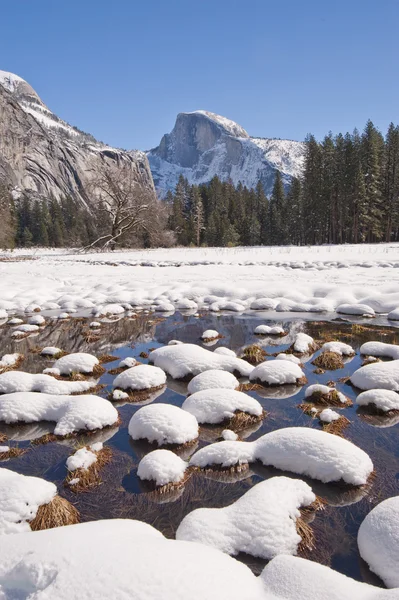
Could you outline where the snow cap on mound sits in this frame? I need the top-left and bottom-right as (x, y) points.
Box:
(41, 347), (62, 357)
(319, 409), (340, 423)
(356, 389), (399, 412)
(28, 314), (45, 325)
(322, 341), (355, 356)
(222, 429), (238, 441)
(336, 303), (375, 316)
(190, 440), (254, 468)
(305, 384), (347, 404)
(66, 445), (100, 472)
(137, 449), (188, 487)
(176, 477), (315, 559)
(182, 389), (263, 424)
(201, 329), (219, 340)
(0, 392), (119, 436)
(351, 360), (399, 391)
(261, 554), (394, 600)
(387, 308), (399, 321)
(0, 354), (21, 369)
(101, 303), (125, 315)
(187, 370), (239, 394)
(0, 520), (267, 600)
(13, 323), (39, 333)
(213, 347), (236, 357)
(275, 353), (301, 364)
(149, 343), (253, 379)
(254, 427), (373, 485)
(118, 356), (137, 369)
(254, 324), (285, 335)
(293, 332), (315, 353)
(129, 404), (199, 445)
(250, 360), (305, 386)
(360, 341), (399, 359)
(0, 468), (57, 534)
(0, 371), (96, 395)
(358, 496), (399, 588)
(113, 364), (166, 391)
(51, 352), (99, 375)
(250, 298), (278, 310)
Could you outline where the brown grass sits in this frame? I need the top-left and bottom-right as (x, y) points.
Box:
(251, 375), (307, 388)
(304, 388), (352, 407)
(313, 367), (325, 374)
(0, 433), (7, 443)
(65, 446), (113, 492)
(322, 415), (350, 437)
(92, 363), (106, 377)
(141, 466), (195, 496)
(202, 334), (224, 343)
(139, 351), (149, 359)
(224, 409), (267, 431)
(29, 495), (80, 531)
(288, 340), (319, 356)
(312, 351), (344, 371)
(0, 446), (26, 460)
(296, 496), (325, 553)
(298, 403), (319, 416)
(98, 354), (118, 364)
(70, 383), (106, 396)
(107, 366), (125, 375)
(81, 330), (102, 343)
(242, 344), (267, 365)
(237, 382), (265, 392)
(201, 462), (250, 476)
(362, 357), (382, 366)
(110, 384), (165, 403)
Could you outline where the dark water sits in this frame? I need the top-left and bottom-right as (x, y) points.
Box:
(1, 312), (399, 585)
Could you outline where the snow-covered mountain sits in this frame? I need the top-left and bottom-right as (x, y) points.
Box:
(0, 70), (155, 207)
(147, 110), (306, 197)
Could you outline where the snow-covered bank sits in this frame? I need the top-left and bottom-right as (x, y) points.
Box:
(1, 244), (399, 318)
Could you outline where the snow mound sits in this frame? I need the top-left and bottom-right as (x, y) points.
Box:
(0, 392), (118, 436)
(66, 445), (101, 472)
(118, 356), (137, 369)
(305, 384), (348, 404)
(182, 389), (263, 424)
(387, 308), (399, 321)
(51, 353), (100, 375)
(128, 404), (199, 446)
(0, 468), (57, 534)
(190, 427), (373, 485)
(176, 477), (315, 559)
(319, 409), (340, 423)
(275, 353), (301, 364)
(113, 364), (166, 391)
(222, 429), (239, 441)
(321, 341), (355, 356)
(137, 449), (188, 487)
(0, 519), (267, 600)
(254, 324), (285, 335)
(336, 303), (375, 317)
(201, 329), (220, 340)
(351, 360), (399, 391)
(250, 360), (305, 386)
(356, 389), (399, 412)
(41, 347), (62, 357)
(250, 298), (278, 310)
(214, 347), (236, 356)
(360, 341), (399, 359)
(261, 554), (395, 600)
(187, 370), (239, 394)
(0, 371), (96, 395)
(149, 343), (253, 379)
(358, 496), (399, 588)
(0, 354), (22, 370)
(28, 314), (45, 325)
(293, 333), (316, 353)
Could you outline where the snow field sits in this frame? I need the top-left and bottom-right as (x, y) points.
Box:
(176, 477), (316, 559)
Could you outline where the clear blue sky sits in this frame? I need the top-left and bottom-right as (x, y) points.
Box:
(1, 0), (398, 150)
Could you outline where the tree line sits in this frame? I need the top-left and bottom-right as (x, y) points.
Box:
(0, 118), (398, 249)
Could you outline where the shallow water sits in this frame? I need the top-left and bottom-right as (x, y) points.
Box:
(1, 312), (399, 585)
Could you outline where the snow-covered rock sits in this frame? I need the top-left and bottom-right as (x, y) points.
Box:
(137, 449), (188, 487)
(254, 324), (285, 335)
(358, 496), (399, 588)
(336, 303), (375, 317)
(176, 477), (316, 559)
(51, 352), (100, 375)
(149, 343), (253, 379)
(0, 371), (96, 395)
(0, 468), (57, 534)
(182, 389), (263, 424)
(249, 360), (305, 386)
(0, 519), (267, 600)
(187, 370), (239, 394)
(356, 389), (399, 412)
(360, 341), (399, 359)
(0, 392), (118, 436)
(351, 360), (399, 391)
(113, 364), (166, 391)
(321, 341), (355, 356)
(128, 404), (199, 446)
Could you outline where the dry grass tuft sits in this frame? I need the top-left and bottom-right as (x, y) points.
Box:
(298, 403), (319, 416)
(98, 354), (118, 364)
(202, 334), (224, 343)
(313, 367), (325, 375)
(296, 517), (316, 552)
(238, 382), (265, 392)
(92, 363), (106, 377)
(29, 495), (80, 531)
(31, 433), (58, 445)
(110, 384), (165, 403)
(70, 383), (106, 396)
(0, 433), (7, 444)
(312, 351), (344, 371)
(225, 409), (267, 431)
(139, 351), (149, 359)
(322, 415), (350, 437)
(81, 329), (101, 343)
(362, 357), (382, 366)
(108, 367), (125, 375)
(242, 344), (267, 365)
(305, 388), (352, 407)
(65, 446), (113, 492)
(202, 462), (250, 476)
(0, 446), (26, 460)
(142, 466), (195, 497)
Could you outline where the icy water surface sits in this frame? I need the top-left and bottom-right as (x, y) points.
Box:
(1, 311), (399, 585)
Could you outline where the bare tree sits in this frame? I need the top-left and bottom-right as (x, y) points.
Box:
(82, 162), (158, 251)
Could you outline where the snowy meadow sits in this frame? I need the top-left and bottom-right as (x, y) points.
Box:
(0, 244), (398, 599)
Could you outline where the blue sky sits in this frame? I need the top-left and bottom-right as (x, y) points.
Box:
(1, 0), (398, 150)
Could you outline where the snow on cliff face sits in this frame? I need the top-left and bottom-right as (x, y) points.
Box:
(0, 70), (155, 205)
(147, 110), (305, 197)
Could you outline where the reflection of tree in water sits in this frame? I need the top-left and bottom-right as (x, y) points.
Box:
(0, 316), (157, 373)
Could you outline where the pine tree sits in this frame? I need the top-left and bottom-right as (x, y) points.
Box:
(285, 177), (302, 244)
(383, 123), (399, 241)
(361, 120), (384, 242)
(191, 186), (204, 246)
(268, 171), (286, 244)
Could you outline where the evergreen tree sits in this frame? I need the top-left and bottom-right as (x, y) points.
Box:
(268, 172), (286, 244)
